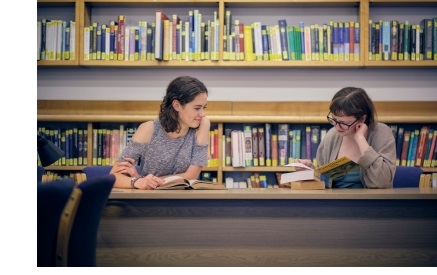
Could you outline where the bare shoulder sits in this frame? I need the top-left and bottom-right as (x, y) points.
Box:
(196, 117), (211, 145)
(132, 121), (154, 143)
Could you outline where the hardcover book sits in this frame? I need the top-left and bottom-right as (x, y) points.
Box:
(156, 175), (227, 190)
(280, 156), (359, 188)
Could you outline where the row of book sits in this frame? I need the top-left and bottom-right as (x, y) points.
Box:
(38, 125), (220, 168)
(83, 10), (220, 62)
(368, 18), (437, 61)
(37, 127), (88, 167)
(41, 172), (86, 185)
(390, 125), (437, 168)
(225, 172), (279, 189)
(37, 19), (76, 61)
(225, 124), (328, 168)
(224, 12), (359, 61)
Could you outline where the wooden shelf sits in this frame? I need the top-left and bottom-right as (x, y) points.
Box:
(37, 100), (437, 123)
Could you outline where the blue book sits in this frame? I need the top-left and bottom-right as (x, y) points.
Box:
(278, 19), (289, 60)
(395, 127), (404, 166)
(382, 21), (391, 60)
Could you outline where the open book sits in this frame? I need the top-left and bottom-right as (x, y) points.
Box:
(280, 156), (359, 188)
(156, 175), (227, 190)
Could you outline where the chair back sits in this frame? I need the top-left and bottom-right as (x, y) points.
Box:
(60, 174), (115, 266)
(37, 166), (45, 185)
(393, 166), (423, 188)
(82, 166), (112, 180)
(37, 178), (75, 266)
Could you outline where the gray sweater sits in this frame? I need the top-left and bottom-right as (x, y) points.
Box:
(118, 120), (208, 177)
(316, 122), (396, 188)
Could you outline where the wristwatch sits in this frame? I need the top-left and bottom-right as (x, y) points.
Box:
(130, 176), (141, 189)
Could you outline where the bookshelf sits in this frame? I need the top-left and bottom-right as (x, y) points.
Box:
(37, 0), (437, 185)
(37, 100), (437, 184)
(37, 0), (437, 67)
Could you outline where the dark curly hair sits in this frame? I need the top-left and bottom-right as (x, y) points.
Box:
(329, 87), (377, 130)
(159, 76), (208, 133)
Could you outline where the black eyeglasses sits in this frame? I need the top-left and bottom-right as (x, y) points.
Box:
(326, 112), (359, 130)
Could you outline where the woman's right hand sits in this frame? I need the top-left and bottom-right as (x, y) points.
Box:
(134, 174), (165, 190)
(295, 159), (316, 169)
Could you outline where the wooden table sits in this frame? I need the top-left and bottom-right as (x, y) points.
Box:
(97, 188), (437, 267)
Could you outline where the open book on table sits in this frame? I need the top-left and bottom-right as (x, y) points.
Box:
(280, 156), (359, 188)
(156, 175), (227, 190)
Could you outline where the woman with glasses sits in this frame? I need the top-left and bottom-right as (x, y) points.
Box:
(297, 87), (396, 188)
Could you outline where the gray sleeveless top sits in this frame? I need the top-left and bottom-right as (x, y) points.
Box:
(118, 120), (208, 177)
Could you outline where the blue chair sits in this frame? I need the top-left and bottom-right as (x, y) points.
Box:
(83, 165), (140, 180)
(82, 166), (112, 180)
(37, 178), (75, 267)
(392, 166), (423, 188)
(37, 166), (45, 185)
(56, 174), (115, 266)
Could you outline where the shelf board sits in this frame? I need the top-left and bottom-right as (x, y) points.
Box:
(37, 100), (437, 123)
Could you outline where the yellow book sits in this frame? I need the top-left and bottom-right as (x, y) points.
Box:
(244, 25), (254, 61)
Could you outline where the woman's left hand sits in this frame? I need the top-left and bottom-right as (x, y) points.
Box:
(110, 157), (139, 177)
(354, 122), (368, 141)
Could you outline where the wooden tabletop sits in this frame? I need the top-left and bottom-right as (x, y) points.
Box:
(109, 187), (437, 200)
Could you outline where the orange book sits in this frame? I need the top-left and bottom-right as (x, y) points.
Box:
(415, 126), (429, 167)
(271, 134), (278, 167)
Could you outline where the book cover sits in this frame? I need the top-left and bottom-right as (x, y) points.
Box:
(277, 124), (289, 166)
(433, 18), (437, 60)
(310, 125), (321, 166)
(423, 129), (435, 167)
(407, 129), (419, 166)
(243, 125), (253, 167)
(289, 180), (325, 190)
(252, 127), (259, 166)
(224, 128), (232, 166)
(415, 126), (429, 167)
(425, 130), (436, 167)
(382, 21), (390, 61)
(154, 10), (169, 61)
(390, 20), (398, 60)
(400, 130), (411, 166)
(278, 19), (289, 60)
(395, 127), (404, 166)
(420, 18), (433, 60)
(258, 127), (266, 166)
(156, 175), (227, 190)
(280, 156), (359, 188)
(265, 123), (272, 166)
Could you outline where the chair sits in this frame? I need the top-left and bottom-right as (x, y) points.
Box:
(83, 165), (140, 180)
(56, 174), (115, 266)
(82, 166), (112, 180)
(37, 178), (75, 267)
(392, 166), (423, 188)
(37, 166), (45, 185)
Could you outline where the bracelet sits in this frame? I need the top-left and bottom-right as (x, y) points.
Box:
(130, 176), (141, 189)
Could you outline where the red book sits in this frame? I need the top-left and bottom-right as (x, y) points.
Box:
(117, 15), (126, 60)
(426, 130), (437, 167)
